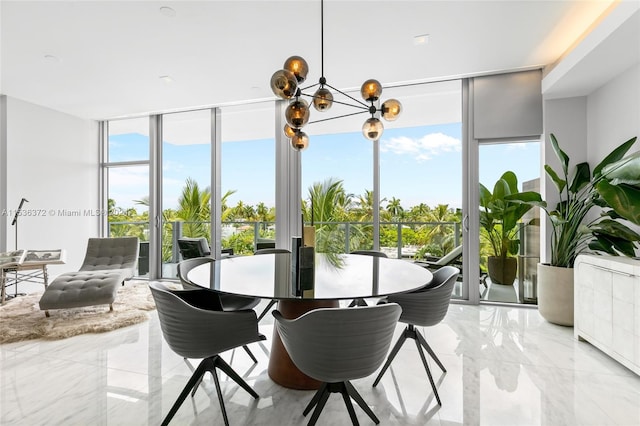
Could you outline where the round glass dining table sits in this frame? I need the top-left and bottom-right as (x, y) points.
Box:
(187, 252), (433, 389)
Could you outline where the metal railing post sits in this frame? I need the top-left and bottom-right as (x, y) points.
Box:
(172, 221), (182, 263)
(345, 222), (350, 253)
(254, 222), (259, 247)
(396, 223), (402, 259)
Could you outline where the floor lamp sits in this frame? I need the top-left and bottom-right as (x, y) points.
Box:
(11, 198), (28, 250)
(8, 198), (28, 298)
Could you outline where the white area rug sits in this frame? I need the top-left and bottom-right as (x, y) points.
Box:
(0, 281), (156, 344)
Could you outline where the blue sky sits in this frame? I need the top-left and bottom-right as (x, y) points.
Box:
(108, 123), (540, 211)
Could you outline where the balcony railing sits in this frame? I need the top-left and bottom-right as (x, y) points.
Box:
(108, 220), (462, 263)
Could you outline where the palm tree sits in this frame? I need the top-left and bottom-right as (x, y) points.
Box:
(386, 197), (404, 221)
(408, 203), (430, 221)
(221, 189), (237, 222)
(351, 189), (386, 222)
(304, 178), (353, 254)
(177, 177), (211, 238)
(422, 204), (459, 253)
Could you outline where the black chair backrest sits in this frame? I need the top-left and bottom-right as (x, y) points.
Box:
(350, 250), (388, 258)
(255, 239), (276, 251)
(254, 248), (291, 255)
(388, 265), (459, 327)
(177, 237), (210, 259)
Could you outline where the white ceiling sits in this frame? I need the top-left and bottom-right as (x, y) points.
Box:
(0, 0), (619, 120)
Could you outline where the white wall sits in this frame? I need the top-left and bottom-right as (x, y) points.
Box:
(587, 63), (640, 163)
(5, 97), (99, 277)
(540, 96), (588, 263)
(0, 96), (7, 252)
(541, 64), (640, 262)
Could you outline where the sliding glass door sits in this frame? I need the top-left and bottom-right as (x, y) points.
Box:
(478, 140), (541, 304)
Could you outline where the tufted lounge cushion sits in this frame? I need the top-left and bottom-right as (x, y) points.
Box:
(39, 270), (129, 311)
(79, 237), (139, 279)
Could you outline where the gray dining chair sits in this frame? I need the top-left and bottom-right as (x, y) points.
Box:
(177, 257), (261, 362)
(254, 248), (291, 321)
(149, 282), (266, 426)
(273, 303), (402, 426)
(348, 250), (388, 307)
(372, 265), (459, 406)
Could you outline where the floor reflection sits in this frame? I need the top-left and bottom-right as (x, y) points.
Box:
(1, 301), (639, 425)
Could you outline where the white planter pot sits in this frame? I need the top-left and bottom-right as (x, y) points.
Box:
(537, 263), (574, 326)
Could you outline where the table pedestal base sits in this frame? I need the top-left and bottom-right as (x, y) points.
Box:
(267, 299), (339, 390)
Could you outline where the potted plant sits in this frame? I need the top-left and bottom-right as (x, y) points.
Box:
(509, 133), (640, 326)
(479, 171), (540, 285)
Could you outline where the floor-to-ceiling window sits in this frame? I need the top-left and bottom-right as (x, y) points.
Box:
(160, 109), (212, 278)
(221, 102), (276, 255)
(104, 117), (150, 277)
(300, 96), (374, 254)
(380, 81), (464, 294)
(101, 73), (541, 302)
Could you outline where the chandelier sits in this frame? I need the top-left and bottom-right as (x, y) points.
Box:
(269, 0), (402, 151)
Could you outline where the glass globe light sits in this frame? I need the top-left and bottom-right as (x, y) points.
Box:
(362, 117), (384, 140)
(283, 56), (309, 83)
(285, 99), (310, 128)
(361, 79), (382, 101)
(381, 99), (402, 121)
(312, 87), (333, 111)
(270, 69), (298, 99)
(291, 131), (309, 151)
(283, 124), (296, 138)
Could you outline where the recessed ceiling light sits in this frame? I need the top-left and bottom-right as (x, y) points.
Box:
(159, 75), (174, 83)
(413, 34), (430, 46)
(159, 6), (176, 17)
(44, 54), (60, 63)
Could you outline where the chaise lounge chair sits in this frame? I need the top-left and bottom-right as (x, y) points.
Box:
(39, 237), (139, 317)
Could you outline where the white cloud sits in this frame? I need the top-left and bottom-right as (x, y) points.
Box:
(380, 132), (461, 162)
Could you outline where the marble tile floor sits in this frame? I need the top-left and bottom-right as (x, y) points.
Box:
(2, 297), (640, 425)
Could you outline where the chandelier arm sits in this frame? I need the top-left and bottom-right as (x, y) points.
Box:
(299, 92), (368, 110)
(324, 82), (369, 108)
(308, 109), (369, 124)
(300, 82), (321, 92)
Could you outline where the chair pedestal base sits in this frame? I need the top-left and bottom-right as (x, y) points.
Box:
(161, 355), (258, 426)
(268, 299), (339, 390)
(304, 381), (380, 426)
(372, 324), (446, 406)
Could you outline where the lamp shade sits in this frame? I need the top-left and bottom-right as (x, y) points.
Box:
(312, 87), (334, 111)
(291, 131), (309, 150)
(285, 99), (310, 128)
(361, 79), (382, 101)
(283, 124), (297, 138)
(381, 99), (402, 121)
(362, 117), (383, 140)
(283, 56), (309, 83)
(270, 69), (298, 99)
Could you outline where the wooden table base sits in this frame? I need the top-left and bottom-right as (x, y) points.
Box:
(267, 299), (339, 390)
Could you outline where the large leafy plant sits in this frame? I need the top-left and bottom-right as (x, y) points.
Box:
(479, 171), (540, 259)
(510, 133), (640, 268)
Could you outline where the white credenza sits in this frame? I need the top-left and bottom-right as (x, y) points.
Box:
(574, 254), (640, 375)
